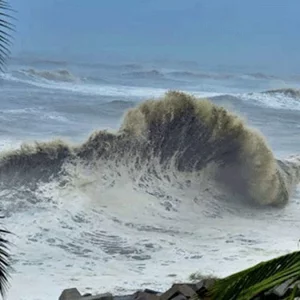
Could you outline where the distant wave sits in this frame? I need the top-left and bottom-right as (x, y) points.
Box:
(122, 70), (235, 81)
(20, 68), (79, 83)
(1, 71), (167, 98)
(0, 91), (299, 208)
(246, 73), (277, 80)
(29, 59), (69, 67)
(10, 57), (69, 67)
(11, 56), (144, 71)
(78, 62), (144, 71)
(236, 88), (300, 111)
(167, 71), (233, 80)
(167, 71), (209, 79)
(168, 71), (277, 81)
(262, 88), (300, 99)
(119, 63), (143, 70)
(122, 70), (164, 79)
(102, 100), (136, 109)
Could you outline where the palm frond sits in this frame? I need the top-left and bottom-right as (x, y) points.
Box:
(0, 2), (14, 297)
(0, 228), (10, 298)
(206, 250), (300, 300)
(0, 0), (15, 71)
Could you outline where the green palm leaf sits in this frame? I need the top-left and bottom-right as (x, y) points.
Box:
(0, 1), (14, 297)
(206, 251), (300, 300)
(0, 228), (10, 298)
(0, 0), (15, 71)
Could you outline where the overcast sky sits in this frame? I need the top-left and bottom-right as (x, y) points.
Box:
(8, 0), (300, 72)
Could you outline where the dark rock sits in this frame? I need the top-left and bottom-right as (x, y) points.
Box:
(160, 284), (196, 300)
(265, 278), (296, 298)
(59, 288), (81, 300)
(114, 295), (136, 300)
(288, 280), (300, 296)
(84, 292), (113, 300)
(133, 291), (160, 300)
(83, 293), (93, 297)
(143, 289), (160, 295)
(195, 279), (216, 296)
(290, 280), (300, 288)
(170, 295), (187, 300)
(184, 282), (204, 292)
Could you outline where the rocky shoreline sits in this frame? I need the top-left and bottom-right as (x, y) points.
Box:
(58, 277), (300, 300)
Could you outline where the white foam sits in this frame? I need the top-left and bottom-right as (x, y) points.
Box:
(1, 73), (167, 98)
(239, 92), (300, 111)
(4, 162), (300, 300)
(0, 138), (23, 152)
(0, 106), (69, 124)
(1, 70), (300, 300)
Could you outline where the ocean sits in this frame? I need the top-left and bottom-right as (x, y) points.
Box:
(1, 57), (300, 300)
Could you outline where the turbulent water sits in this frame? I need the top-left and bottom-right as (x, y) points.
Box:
(1, 58), (300, 300)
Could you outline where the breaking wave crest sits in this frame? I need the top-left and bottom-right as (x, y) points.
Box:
(263, 88), (300, 99)
(20, 68), (78, 82)
(1, 91), (299, 207)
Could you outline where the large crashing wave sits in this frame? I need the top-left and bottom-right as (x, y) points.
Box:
(0, 91), (299, 206)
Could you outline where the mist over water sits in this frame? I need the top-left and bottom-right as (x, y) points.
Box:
(1, 58), (300, 300)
